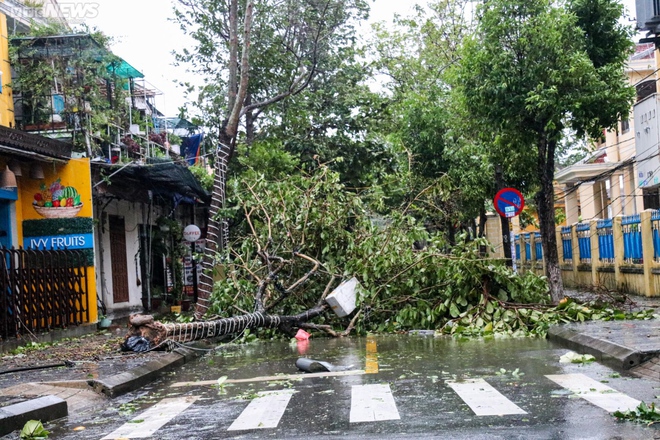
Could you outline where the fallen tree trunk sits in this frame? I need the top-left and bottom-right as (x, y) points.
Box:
(123, 306), (328, 351)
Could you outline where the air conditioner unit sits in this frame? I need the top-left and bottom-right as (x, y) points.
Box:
(634, 93), (660, 188)
(129, 124), (144, 135)
(637, 0), (660, 32)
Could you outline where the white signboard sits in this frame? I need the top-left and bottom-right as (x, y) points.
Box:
(183, 224), (201, 242)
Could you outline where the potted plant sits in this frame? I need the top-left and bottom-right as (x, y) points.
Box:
(163, 219), (187, 310)
(98, 315), (112, 329)
(150, 285), (164, 310)
(151, 295), (163, 310)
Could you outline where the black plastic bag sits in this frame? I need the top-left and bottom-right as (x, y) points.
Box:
(121, 336), (151, 353)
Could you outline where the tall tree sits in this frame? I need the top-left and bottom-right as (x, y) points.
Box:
(258, 43), (394, 188)
(369, 1), (491, 234)
(451, 0), (634, 302)
(174, 0), (369, 319)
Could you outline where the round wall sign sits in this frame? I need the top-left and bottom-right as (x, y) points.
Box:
(183, 224), (202, 242)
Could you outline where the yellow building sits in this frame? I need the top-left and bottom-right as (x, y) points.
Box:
(0, 9), (13, 128)
(0, 3), (98, 338)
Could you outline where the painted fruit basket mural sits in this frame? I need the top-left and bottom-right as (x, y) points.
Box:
(33, 179), (83, 218)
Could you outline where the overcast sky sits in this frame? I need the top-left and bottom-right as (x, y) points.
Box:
(68, 0), (638, 118)
(64, 0), (417, 117)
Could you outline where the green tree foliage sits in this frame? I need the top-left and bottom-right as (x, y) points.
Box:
(369, 1), (495, 235)
(174, 0), (370, 150)
(211, 160), (557, 336)
(176, 0), (391, 187)
(208, 164), (657, 338)
(175, 0), (383, 319)
(263, 63), (396, 188)
(614, 401), (660, 425)
(450, 0), (634, 302)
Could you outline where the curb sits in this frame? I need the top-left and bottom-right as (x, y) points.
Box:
(0, 395), (67, 436)
(547, 325), (656, 370)
(89, 346), (200, 398)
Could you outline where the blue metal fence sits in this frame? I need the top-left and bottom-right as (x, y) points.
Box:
(576, 223), (591, 263)
(515, 234), (520, 261)
(596, 219), (614, 263)
(525, 211), (659, 276)
(622, 214), (643, 264)
(653, 210), (660, 262)
(561, 226), (572, 262)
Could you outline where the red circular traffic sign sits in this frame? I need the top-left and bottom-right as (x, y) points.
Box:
(494, 188), (525, 218)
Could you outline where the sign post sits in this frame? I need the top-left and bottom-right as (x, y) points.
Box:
(494, 188), (525, 273)
(183, 225), (201, 303)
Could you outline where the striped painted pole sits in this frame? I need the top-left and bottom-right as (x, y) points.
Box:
(194, 144), (230, 320)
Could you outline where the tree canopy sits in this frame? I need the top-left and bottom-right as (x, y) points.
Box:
(450, 0), (634, 302)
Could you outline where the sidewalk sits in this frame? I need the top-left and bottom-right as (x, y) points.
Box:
(0, 325), (206, 437)
(548, 291), (660, 381)
(548, 319), (660, 377)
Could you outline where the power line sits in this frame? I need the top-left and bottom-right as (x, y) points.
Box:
(555, 138), (660, 202)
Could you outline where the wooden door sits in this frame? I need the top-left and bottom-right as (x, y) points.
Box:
(109, 216), (129, 303)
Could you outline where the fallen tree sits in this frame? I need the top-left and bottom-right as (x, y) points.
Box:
(124, 309), (327, 350)
(123, 164), (557, 351)
(124, 247), (360, 351)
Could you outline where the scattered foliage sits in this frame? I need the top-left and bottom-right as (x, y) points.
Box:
(614, 402), (660, 425)
(20, 420), (49, 440)
(118, 402), (139, 416)
(495, 368), (525, 378)
(559, 351), (595, 364)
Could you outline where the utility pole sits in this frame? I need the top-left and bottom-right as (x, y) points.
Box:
(495, 165), (512, 266)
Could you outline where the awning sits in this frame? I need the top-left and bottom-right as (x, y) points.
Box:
(153, 117), (198, 131)
(12, 34), (144, 79)
(92, 158), (210, 204)
(555, 161), (627, 185)
(107, 59), (144, 79)
(0, 125), (71, 161)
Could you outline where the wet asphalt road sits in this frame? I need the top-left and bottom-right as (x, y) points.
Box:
(43, 335), (660, 439)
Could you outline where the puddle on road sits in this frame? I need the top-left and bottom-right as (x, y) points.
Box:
(165, 334), (558, 387)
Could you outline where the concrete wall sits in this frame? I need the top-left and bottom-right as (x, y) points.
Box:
(0, 11), (14, 128)
(18, 158), (98, 322)
(554, 211), (659, 297)
(94, 199), (167, 314)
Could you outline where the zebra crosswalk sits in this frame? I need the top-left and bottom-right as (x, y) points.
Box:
(545, 373), (641, 413)
(446, 378), (527, 416)
(227, 389), (295, 431)
(99, 372), (645, 439)
(349, 383), (400, 423)
(101, 396), (198, 439)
